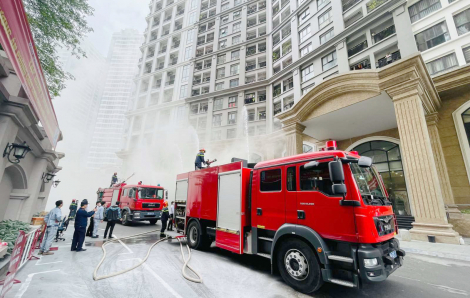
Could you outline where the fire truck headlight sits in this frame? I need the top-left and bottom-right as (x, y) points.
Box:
(134, 212), (141, 218)
(364, 258), (378, 268)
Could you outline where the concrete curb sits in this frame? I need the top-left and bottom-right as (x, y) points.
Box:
(402, 246), (470, 262)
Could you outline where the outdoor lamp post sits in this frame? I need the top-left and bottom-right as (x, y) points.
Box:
(42, 172), (55, 183)
(3, 142), (32, 164)
(53, 180), (61, 188)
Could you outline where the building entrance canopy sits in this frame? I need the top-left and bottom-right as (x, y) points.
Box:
(301, 92), (397, 141)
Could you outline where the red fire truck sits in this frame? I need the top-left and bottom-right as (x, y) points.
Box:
(174, 141), (404, 293)
(99, 183), (166, 225)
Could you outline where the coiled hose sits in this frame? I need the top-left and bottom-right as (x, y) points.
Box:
(93, 229), (202, 283)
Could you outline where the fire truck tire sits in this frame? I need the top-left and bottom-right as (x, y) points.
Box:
(122, 211), (131, 226)
(149, 219), (158, 225)
(276, 238), (323, 294)
(187, 220), (211, 250)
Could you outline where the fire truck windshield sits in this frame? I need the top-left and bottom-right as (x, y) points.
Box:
(138, 188), (164, 199)
(350, 163), (390, 205)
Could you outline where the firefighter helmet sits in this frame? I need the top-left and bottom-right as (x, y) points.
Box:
(199, 148), (206, 152)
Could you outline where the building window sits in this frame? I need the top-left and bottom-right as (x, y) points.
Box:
(230, 63), (240, 75)
(322, 51), (337, 71)
(185, 46), (192, 60)
(181, 65), (189, 82)
(233, 22), (241, 33)
(228, 111), (237, 124)
(228, 96), (237, 107)
(216, 82), (224, 90)
(221, 15), (229, 24)
(227, 128), (237, 139)
(283, 95), (294, 110)
(301, 64), (314, 81)
(212, 130), (222, 140)
(299, 8), (310, 24)
(426, 52), (458, 75)
(454, 8), (470, 36)
(300, 43), (313, 57)
(191, 0), (197, 9)
(216, 67), (225, 79)
(260, 169), (282, 191)
(408, 0), (442, 23)
(217, 54), (226, 64)
(318, 9), (331, 29)
(415, 21), (450, 52)
(234, 10), (241, 19)
(320, 28), (334, 44)
(273, 101), (281, 115)
(189, 12), (197, 24)
(299, 25), (311, 43)
(317, 0), (327, 8)
(231, 50), (240, 60)
(232, 35), (241, 45)
(187, 30), (194, 44)
(214, 98), (223, 110)
(219, 39), (227, 49)
(220, 27), (228, 37)
(230, 78), (239, 87)
(464, 45), (470, 63)
(221, 3), (230, 11)
(180, 85), (188, 98)
(213, 114), (222, 126)
(351, 140), (411, 216)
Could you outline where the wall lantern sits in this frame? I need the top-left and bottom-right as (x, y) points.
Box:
(3, 142), (32, 164)
(42, 172), (55, 183)
(53, 180), (61, 188)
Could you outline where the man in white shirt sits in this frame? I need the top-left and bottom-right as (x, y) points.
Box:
(39, 200), (63, 255)
(92, 202), (104, 238)
(168, 201), (174, 231)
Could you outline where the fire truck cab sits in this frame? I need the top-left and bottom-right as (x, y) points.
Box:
(175, 142), (405, 293)
(101, 183), (165, 225)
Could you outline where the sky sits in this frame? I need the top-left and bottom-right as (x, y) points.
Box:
(85, 0), (148, 56)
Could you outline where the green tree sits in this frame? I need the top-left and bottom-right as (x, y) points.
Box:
(23, 0), (94, 97)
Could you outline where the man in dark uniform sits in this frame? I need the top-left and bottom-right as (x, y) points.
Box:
(160, 201), (169, 237)
(71, 200), (96, 252)
(194, 149), (206, 170)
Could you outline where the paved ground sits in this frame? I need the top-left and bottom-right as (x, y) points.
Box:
(2, 221), (470, 298)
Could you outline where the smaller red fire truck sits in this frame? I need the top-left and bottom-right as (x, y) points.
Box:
(98, 183), (165, 225)
(174, 141), (405, 293)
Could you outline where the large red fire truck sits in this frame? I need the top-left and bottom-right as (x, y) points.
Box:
(99, 183), (166, 225)
(174, 141), (404, 293)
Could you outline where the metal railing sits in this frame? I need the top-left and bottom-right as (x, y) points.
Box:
(372, 25), (395, 44)
(348, 39), (367, 57)
(377, 50), (401, 68)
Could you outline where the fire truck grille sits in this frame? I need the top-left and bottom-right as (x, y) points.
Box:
(142, 203), (160, 209)
(374, 215), (395, 237)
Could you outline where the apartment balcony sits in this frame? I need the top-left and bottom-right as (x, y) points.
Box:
(259, 95), (266, 102)
(284, 101), (294, 110)
(196, 50), (204, 57)
(204, 63), (212, 69)
(247, 19), (257, 28)
(155, 4), (163, 10)
(197, 40), (205, 46)
(164, 16), (172, 23)
(342, 0), (361, 12)
(259, 2), (266, 9)
(376, 50), (401, 68)
(245, 97), (255, 104)
(246, 48), (256, 56)
(201, 87), (209, 94)
(247, 32), (257, 40)
(372, 25), (396, 44)
(154, 79), (162, 88)
(159, 47), (167, 54)
(161, 30), (170, 37)
(209, 10), (216, 17)
(169, 58), (178, 65)
(246, 64), (256, 71)
(348, 40), (367, 57)
(157, 63), (165, 70)
(176, 9), (184, 16)
(193, 78), (202, 85)
(146, 53), (155, 59)
(350, 59), (371, 70)
(366, 0), (387, 13)
(171, 41), (180, 49)
(150, 35), (158, 41)
(259, 112), (266, 120)
(202, 76), (211, 83)
(174, 24), (182, 31)
(165, 80), (175, 86)
(201, 3), (209, 10)
(192, 90), (200, 96)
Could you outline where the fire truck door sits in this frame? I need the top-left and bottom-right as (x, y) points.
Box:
(255, 167), (285, 230)
(285, 166), (297, 224)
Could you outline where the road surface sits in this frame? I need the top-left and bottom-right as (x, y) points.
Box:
(3, 221), (470, 298)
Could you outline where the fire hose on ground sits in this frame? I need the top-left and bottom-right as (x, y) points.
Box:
(93, 229), (202, 283)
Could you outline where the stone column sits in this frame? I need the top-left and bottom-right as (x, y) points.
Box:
(283, 123), (305, 156)
(426, 113), (455, 205)
(392, 89), (460, 244)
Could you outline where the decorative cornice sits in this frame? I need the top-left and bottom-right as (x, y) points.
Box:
(283, 122), (306, 135)
(425, 113), (439, 126)
(432, 64), (470, 94)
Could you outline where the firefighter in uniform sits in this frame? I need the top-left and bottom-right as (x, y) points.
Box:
(69, 199), (78, 219)
(110, 172), (118, 187)
(194, 149), (206, 170)
(160, 201), (170, 237)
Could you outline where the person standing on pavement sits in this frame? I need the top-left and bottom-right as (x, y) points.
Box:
(68, 199), (78, 219)
(104, 203), (122, 239)
(160, 201), (169, 237)
(38, 200), (63, 255)
(85, 207), (96, 237)
(92, 202), (104, 238)
(71, 200), (96, 252)
(168, 201), (174, 231)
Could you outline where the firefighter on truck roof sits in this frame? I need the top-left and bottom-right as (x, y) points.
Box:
(110, 172), (118, 187)
(194, 149), (207, 170)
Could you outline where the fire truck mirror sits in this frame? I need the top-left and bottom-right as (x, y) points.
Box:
(328, 160), (344, 183)
(332, 184), (347, 196)
(304, 160), (319, 170)
(358, 156), (373, 168)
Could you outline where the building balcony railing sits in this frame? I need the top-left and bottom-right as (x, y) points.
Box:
(245, 97), (255, 104)
(159, 47), (167, 54)
(165, 79), (175, 86)
(248, 8), (257, 14)
(150, 35), (158, 41)
(245, 64), (256, 71)
(348, 40), (367, 57)
(170, 58), (178, 65)
(246, 48), (256, 56)
(161, 30), (170, 36)
(372, 24), (395, 44)
(350, 59), (371, 70)
(202, 77), (211, 82)
(376, 50), (401, 68)
(177, 9), (184, 16)
(366, 0), (387, 13)
(248, 20), (257, 27)
(247, 32), (257, 40)
(192, 90), (200, 96)
(246, 77), (256, 84)
(342, 0), (361, 12)
(209, 10), (216, 17)
(193, 79), (202, 85)
(259, 95), (266, 102)
(171, 42), (180, 49)
(157, 63), (165, 70)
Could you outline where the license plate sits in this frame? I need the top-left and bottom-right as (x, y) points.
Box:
(389, 250), (397, 258)
(148, 212), (155, 215)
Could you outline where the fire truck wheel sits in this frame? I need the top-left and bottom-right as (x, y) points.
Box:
(149, 219), (158, 225)
(276, 238), (323, 294)
(122, 211), (131, 226)
(187, 220), (211, 250)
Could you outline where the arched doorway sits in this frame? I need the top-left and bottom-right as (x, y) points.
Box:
(351, 140), (411, 216)
(0, 164), (28, 221)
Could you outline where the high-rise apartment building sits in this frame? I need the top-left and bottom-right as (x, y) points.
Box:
(121, 0), (470, 243)
(87, 29), (144, 169)
(54, 42), (107, 166)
